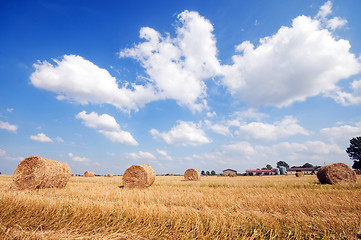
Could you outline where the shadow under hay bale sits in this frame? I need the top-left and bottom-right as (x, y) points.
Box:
(83, 171), (95, 177)
(295, 172), (304, 177)
(122, 164), (155, 188)
(317, 163), (356, 184)
(11, 156), (71, 190)
(184, 169), (201, 181)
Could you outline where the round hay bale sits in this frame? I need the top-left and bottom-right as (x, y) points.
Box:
(229, 173), (237, 177)
(317, 163), (356, 184)
(104, 174), (113, 177)
(184, 169), (201, 181)
(122, 164), (155, 188)
(357, 230), (361, 239)
(83, 171), (95, 177)
(11, 156), (71, 190)
(295, 172), (304, 177)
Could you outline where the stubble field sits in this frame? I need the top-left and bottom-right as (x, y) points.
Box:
(0, 174), (360, 239)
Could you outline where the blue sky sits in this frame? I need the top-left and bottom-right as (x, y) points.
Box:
(1, 0), (361, 175)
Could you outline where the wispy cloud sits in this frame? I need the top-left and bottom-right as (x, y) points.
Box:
(68, 153), (89, 162)
(156, 149), (173, 160)
(126, 151), (156, 160)
(0, 148), (23, 161)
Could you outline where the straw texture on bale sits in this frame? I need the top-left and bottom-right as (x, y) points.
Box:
(122, 164), (155, 188)
(354, 169), (361, 175)
(11, 156), (71, 190)
(317, 163), (356, 184)
(184, 169), (201, 181)
(295, 172), (304, 177)
(83, 171), (95, 177)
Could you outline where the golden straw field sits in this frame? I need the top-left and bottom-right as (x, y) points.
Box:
(0, 174), (360, 239)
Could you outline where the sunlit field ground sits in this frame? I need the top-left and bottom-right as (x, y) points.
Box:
(0, 174), (360, 239)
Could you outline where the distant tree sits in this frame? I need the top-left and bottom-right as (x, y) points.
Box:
(206, 171), (210, 175)
(276, 161), (289, 168)
(211, 170), (216, 175)
(261, 167), (267, 170)
(353, 161), (361, 170)
(302, 163), (313, 168)
(346, 136), (361, 170)
(266, 164), (272, 170)
(201, 170), (205, 175)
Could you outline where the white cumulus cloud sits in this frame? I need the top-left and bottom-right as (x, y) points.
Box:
(76, 111), (138, 146)
(31, 10), (222, 113)
(29, 2), (359, 113)
(76, 111), (120, 131)
(150, 121), (212, 146)
(30, 55), (157, 112)
(0, 121), (18, 133)
(30, 133), (53, 143)
(221, 3), (360, 107)
(119, 10), (221, 112)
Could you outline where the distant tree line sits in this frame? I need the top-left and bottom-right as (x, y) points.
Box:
(290, 163), (314, 168)
(252, 135), (361, 173)
(259, 162), (314, 170)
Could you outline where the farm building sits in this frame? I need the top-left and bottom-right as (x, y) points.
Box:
(246, 169), (277, 176)
(286, 166), (320, 175)
(246, 166), (321, 176)
(223, 169), (237, 176)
